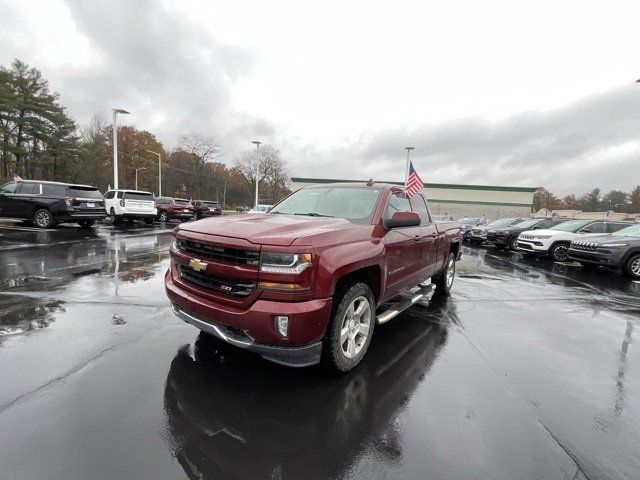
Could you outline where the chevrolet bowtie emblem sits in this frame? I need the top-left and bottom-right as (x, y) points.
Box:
(189, 258), (208, 272)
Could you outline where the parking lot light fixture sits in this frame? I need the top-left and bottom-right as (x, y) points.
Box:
(146, 150), (162, 196)
(252, 141), (261, 209)
(112, 108), (130, 189)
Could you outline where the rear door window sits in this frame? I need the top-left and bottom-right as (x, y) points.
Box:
(410, 194), (432, 225)
(16, 182), (39, 195)
(607, 222), (630, 233)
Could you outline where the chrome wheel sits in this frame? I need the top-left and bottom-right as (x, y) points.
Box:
(159, 211), (168, 222)
(446, 256), (455, 288)
(35, 210), (52, 228)
(631, 258), (640, 277)
(552, 244), (569, 262)
(340, 296), (372, 359)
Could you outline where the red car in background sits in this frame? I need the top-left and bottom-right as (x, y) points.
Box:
(192, 200), (222, 220)
(155, 197), (194, 222)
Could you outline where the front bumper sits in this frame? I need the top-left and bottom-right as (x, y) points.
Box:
(165, 269), (332, 367)
(516, 239), (550, 254)
(118, 212), (156, 219)
(486, 234), (509, 246)
(171, 303), (322, 367)
(567, 248), (623, 267)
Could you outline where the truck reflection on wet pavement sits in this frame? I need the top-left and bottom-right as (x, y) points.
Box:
(0, 224), (638, 480)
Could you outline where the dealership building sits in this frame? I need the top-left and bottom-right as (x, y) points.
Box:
(290, 177), (537, 219)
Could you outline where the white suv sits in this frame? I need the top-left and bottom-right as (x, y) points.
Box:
(517, 219), (633, 261)
(104, 189), (157, 225)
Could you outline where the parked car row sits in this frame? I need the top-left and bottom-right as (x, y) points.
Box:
(0, 179), (223, 228)
(469, 214), (640, 279)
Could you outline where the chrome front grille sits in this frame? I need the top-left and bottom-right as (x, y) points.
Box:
(571, 241), (598, 251)
(179, 265), (256, 297)
(179, 240), (260, 265)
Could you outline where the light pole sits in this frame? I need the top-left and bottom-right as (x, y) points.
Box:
(135, 167), (146, 191)
(146, 150), (162, 196)
(112, 108), (130, 189)
(252, 141), (261, 209)
(404, 146), (415, 185)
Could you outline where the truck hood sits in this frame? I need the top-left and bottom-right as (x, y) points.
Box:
(178, 214), (364, 246)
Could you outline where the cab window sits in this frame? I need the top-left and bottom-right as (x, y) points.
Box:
(384, 192), (411, 220)
(16, 182), (39, 195)
(0, 182), (17, 194)
(582, 222), (606, 234)
(410, 194), (431, 225)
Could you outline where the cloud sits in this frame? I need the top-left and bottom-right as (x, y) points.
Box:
(2, 1), (639, 196)
(285, 85), (640, 195)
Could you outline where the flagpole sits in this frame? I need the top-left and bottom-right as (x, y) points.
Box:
(404, 146), (414, 186)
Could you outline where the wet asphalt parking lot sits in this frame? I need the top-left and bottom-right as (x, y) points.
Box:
(0, 221), (638, 480)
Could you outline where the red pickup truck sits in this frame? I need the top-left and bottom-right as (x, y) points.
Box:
(165, 182), (461, 371)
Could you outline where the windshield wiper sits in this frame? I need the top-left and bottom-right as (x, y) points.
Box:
(294, 212), (335, 218)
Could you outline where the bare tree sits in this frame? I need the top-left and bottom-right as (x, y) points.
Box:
(177, 133), (221, 198)
(234, 144), (289, 204)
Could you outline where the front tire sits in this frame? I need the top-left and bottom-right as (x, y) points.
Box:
(625, 254), (640, 279)
(322, 282), (375, 372)
(158, 211), (168, 222)
(509, 236), (520, 251)
(34, 208), (55, 229)
(433, 252), (456, 296)
(550, 242), (570, 262)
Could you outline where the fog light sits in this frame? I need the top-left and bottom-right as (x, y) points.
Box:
(275, 316), (289, 338)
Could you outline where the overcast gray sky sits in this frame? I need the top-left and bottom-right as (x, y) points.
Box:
(1, 0), (639, 195)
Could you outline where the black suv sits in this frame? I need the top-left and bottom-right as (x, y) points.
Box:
(567, 223), (640, 279)
(0, 180), (106, 228)
(486, 216), (569, 251)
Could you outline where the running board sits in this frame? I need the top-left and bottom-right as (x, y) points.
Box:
(376, 283), (435, 324)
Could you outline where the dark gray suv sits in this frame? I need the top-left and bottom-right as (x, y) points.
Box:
(0, 180), (106, 228)
(567, 223), (640, 279)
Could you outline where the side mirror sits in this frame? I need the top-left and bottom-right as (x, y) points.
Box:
(384, 211), (420, 229)
(579, 229), (591, 234)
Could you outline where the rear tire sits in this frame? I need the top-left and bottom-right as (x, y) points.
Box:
(322, 282), (375, 372)
(625, 254), (640, 279)
(34, 208), (55, 229)
(509, 236), (519, 251)
(158, 211), (168, 222)
(110, 208), (123, 225)
(78, 220), (95, 228)
(432, 252), (456, 296)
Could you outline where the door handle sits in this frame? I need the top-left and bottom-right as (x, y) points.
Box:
(413, 234), (422, 241)
(430, 232), (437, 238)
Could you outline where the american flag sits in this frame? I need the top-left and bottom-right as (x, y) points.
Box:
(405, 161), (424, 198)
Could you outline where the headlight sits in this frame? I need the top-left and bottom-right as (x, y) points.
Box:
(172, 238), (186, 251)
(601, 243), (628, 248)
(532, 235), (552, 239)
(260, 252), (312, 273)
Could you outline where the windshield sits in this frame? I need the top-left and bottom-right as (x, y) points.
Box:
(270, 187), (382, 224)
(68, 186), (102, 199)
(459, 217), (481, 225)
(511, 218), (540, 229)
(614, 224), (640, 237)
(487, 218), (519, 228)
(549, 220), (592, 232)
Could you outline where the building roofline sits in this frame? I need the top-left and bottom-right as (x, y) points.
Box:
(290, 177), (538, 193)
